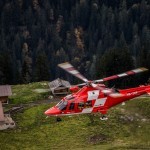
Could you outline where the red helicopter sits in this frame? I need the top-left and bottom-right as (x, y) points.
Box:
(45, 62), (150, 120)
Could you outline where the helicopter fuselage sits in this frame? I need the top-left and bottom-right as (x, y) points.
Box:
(45, 84), (150, 117)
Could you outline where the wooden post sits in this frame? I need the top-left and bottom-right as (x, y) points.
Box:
(0, 101), (4, 122)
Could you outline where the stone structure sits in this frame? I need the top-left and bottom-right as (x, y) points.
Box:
(0, 85), (15, 130)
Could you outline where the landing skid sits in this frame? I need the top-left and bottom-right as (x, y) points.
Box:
(56, 117), (62, 122)
(100, 115), (108, 121)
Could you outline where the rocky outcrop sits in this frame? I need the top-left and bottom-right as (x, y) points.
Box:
(0, 114), (15, 130)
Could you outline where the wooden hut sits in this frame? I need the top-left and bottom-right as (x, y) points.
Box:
(0, 85), (15, 130)
(0, 85), (12, 122)
(48, 78), (71, 95)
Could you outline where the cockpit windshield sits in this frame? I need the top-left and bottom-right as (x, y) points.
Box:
(65, 94), (75, 100)
(76, 86), (87, 95)
(56, 100), (67, 110)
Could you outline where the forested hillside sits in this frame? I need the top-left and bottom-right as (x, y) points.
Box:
(0, 0), (149, 86)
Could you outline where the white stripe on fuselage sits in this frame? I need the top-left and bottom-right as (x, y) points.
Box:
(82, 107), (93, 113)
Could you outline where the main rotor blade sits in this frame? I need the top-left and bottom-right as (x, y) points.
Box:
(95, 67), (148, 83)
(58, 62), (88, 82)
(91, 83), (115, 95)
(77, 83), (87, 87)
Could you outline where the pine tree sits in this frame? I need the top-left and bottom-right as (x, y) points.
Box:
(34, 51), (50, 81)
(0, 52), (13, 84)
(97, 48), (133, 87)
(21, 43), (32, 83)
(55, 48), (69, 77)
(0, 0), (149, 85)
(89, 55), (96, 79)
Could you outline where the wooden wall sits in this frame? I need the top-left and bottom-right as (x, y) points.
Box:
(0, 101), (4, 122)
(0, 96), (8, 103)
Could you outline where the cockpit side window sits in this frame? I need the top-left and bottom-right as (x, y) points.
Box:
(85, 101), (92, 107)
(78, 102), (84, 107)
(78, 102), (84, 110)
(69, 103), (75, 110)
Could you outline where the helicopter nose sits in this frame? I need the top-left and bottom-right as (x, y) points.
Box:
(44, 107), (61, 116)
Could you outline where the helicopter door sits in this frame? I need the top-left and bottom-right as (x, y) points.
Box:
(77, 102), (85, 112)
(68, 102), (75, 113)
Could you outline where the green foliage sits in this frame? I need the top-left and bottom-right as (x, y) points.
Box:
(0, 52), (13, 84)
(125, 97), (150, 118)
(97, 48), (133, 87)
(0, 98), (150, 150)
(1, 82), (149, 149)
(21, 43), (32, 84)
(34, 51), (50, 81)
(0, 0), (149, 84)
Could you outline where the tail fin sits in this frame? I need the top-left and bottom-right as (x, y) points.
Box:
(146, 88), (150, 95)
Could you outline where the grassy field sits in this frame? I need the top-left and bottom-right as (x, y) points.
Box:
(10, 81), (50, 104)
(0, 82), (150, 150)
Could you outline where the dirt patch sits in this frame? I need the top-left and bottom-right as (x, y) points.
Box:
(88, 134), (109, 144)
(33, 89), (50, 93)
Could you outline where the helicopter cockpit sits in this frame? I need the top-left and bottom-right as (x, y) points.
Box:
(56, 100), (67, 110)
(64, 94), (75, 100)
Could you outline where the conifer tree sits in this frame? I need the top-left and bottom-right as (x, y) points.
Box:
(21, 43), (32, 83)
(97, 48), (133, 87)
(34, 51), (50, 81)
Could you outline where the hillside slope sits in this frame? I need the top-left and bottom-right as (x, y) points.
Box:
(0, 0), (149, 85)
(0, 83), (150, 150)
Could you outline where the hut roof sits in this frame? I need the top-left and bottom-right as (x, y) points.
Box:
(48, 78), (71, 90)
(0, 85), (12, 97)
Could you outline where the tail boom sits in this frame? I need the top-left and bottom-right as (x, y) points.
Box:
(107, 85), (150, 108)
